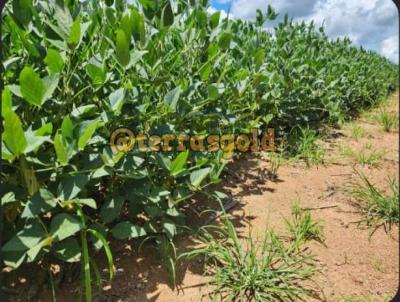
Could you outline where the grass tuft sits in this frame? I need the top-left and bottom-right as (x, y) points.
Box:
(284, 202), (325, 252)
(289, 127), (326, 167)
(376, 109), (398, 132)
(180, 213), (321, 301)
(339, 144), (385, 167)
(351, 170), (399, 237)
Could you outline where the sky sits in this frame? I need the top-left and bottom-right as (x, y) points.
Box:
(209, 0), (399, 63)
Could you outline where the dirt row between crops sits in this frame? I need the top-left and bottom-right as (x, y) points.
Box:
(30, 92), (399, 301)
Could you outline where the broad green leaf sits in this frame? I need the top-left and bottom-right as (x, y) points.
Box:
(68, 18), (81, 47)
(100, 196), (124, 224)
(218, 32), (232, 50)
(164, 87), (180, 112)
(21, 189), (57, 218)
(54, 131), (68, 165)
(111, 221), (146, 240)
(162, 220), (176, 240)
(1, 142), (15, 162)
(8, 84), (23, 98)
(161, 1), (174, 27)
(57, 174), (89, 201)
(12, 0), (33, 27)
(19, 67), (45, 106)
(2, 87), (12, 115)
(71, 105), (97, 118)
(2, 192), (16, 205)
(115, 29), (130, 67)
(19, 155), (39, 195)
(1, 223), (44, 251)
(76, 198), (97, 209)
(108, 88), (125, 115)
(3, 111), (27, 157)
(120, 13), (134, 38)
(35, 122), (53, 136)
(155, 153), (171, 171)
(44, 49), (64, 73)
(24, 130), (51, 153)
(86, 64), (106, 85)
(62, 198), (97, 209)
(2, 220), (46, 268)
(199, 62), (211, 81)
(127, 50), (148, 68)
(50, 213), (82, 241)
(78, 120), (98, 150)
(207, 85), (219, 100)
(190, 167), (211, 188)
(131, 8), (145, 45)
(61, 115), (74, 141)
(43, 74), (60, 102)
(170, 150), (189, 176)
(53, 237), (81, 262)
(210, 11), (220, 28)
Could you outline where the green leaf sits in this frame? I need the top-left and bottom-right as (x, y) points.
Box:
(164, 87), (180, 112)
(50, 213), (82, 241)
(267, 5), (278, 21)
(86, 64), (106, 85)
(12, 0), (33, 27)
(57, 174), (89, 201)
(87, 229), (114, 282)
(254, 49), (265, 68)
(35, 122), (53, 136)
(100, 196), (125, 224)
(1, 142), (15, 162)
(111, 221), (146, 240)
(115, 29), (130, 67)
(210, 11), (220, 28)
(3, 110), (27, 157)
(68, 17), (81, 47)
(207, 85), (219, 100)
(44, 49), (64, 73)
(162, 220), (176, 240)
(19, 67), (45, 106)
(161, 1), (174, 27)
(24, 131), (51, 154)
(190, 167), (211, 188)
(2, 220), (45, 252)
(43, 74), (60, 101)
(21, 189), (57, 218)
(2, 87), (12, 115)
(61, 115), (74, 141)
(218, 32), (232, 50)
(170, 150), (189, 176)
(199, 62), (211, 81)
(78, 120), (98, 150)
(108, 88), (125, 115)
(2, 220), (46, 268)
(2, 192), (16, 205)
(120, 13), (134, 38)
(131, 8), (145, 45)
(54, 131), (68, 165)
(53, 237), (81, 262)
(73, 198), (97, 209)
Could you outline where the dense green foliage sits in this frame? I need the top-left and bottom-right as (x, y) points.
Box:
(1, 0), (397, 298)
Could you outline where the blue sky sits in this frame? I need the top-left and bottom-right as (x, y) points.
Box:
(210, 0), (398, 63)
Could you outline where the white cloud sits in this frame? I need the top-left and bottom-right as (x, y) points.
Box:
(207, 6), (232, 19)
(218, 0), (399, 63)
(381, 35), (399, 62)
